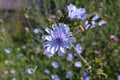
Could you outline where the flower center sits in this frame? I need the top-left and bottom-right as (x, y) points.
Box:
(56, 37), (63, 45)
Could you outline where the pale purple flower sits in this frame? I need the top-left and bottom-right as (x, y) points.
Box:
(83, 72), (90, 80)
(34, 28), (41, 34)
(2, 70), (9, 78)
(110, 35), (118, 41)
(66, 53), (73, 61)
(49, 15), (56, 19)
(75, 44), (82, 54)
(67, 4), (86, 20)
(66, 70), (73, 79)
(95, 50), (101, 55)
(4, 48), (11, 54)
(4, 70), (9, 75)
(44, 69), (50, 75)
(44, 23), (76, 56)
(98, 20), (107, 26)
(51, 61), (59, 69)
(57, 9), (62, 14)
(74, 61), (82, 68)
(26, 68), (34, 74)
(22, 45), (26, 49)
(51, 74), (60, 80)
(24, 27), (29, 32)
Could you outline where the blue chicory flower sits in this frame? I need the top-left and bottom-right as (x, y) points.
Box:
(67, 4), (86, 20)
(66, 70), (73, 79)
(76, 8), (86, 20)
(84, 13), (106, 29)
(26, 68), (34, 74)
(92, 13), (100, 21)
(75, 44), (82, 54)
(44, 23), (76, 56)
(51, 74), (61, 80)
(73, 53), (78, 57)
(83, 72), (90, 80)
(66, 53), (73, 61)
(84, 20), (98, 29)
(51, 61), (59, 69)
(4, 48), (11, 54)
(34, 28), (42, 34)
(44, 69), (50, 75)
(84, 13), (99, 29)
(74, 61), (82, 68)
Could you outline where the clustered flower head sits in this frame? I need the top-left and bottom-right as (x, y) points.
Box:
(84, 13), (107, 29)
(44, 23), (76, 56)
(67, 4), (86, 20)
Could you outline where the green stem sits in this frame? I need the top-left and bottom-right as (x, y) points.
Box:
(72, 45), (91, 68)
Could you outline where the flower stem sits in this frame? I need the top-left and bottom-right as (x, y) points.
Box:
(72, 45), (91, 69)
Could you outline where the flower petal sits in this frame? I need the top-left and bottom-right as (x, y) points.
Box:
(50, 45), (59, 54)
(75, 44), (82, 54)
(45, 36), (52, 41)
(60, 46), (66, 53)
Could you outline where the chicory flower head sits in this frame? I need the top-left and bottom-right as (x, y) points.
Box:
(51, 61), (59, 69)
(83, 72), (90, 80)
(4, 48), (11, 54)
(44, 23), (76, 56)
(66, 53), (73, 61)
(26, 68), (34, 74)
(74, 61), (82, 68)
(67, 4), (86, 20)
(66, 70), (73, 79)
(75, 44), (82, 54)
(84, 13), (107, 29)
(34, 28), (41, 34)
(44, 69), (50, 75)
(51, 74), (60, 80)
